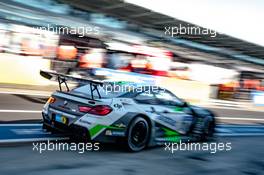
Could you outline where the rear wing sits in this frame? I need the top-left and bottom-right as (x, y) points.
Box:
(40, 70), (103, 99)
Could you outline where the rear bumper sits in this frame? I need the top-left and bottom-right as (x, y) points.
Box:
(42, 112), (122, 143)
(42, 112), (90, 139)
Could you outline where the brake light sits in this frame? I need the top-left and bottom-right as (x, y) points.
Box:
(79, 106), (92, 113)
(47, 97), (56, 104)
(79, 105), (112, 116)
(90, 105), (112, 115)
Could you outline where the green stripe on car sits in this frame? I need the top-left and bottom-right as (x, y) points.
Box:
(90, 124), (124, 138)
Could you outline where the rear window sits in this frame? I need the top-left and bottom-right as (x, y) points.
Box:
(71, 84), (126, 99)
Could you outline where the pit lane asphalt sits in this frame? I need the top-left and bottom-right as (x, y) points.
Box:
(0, 94), (264, 175)
(0, 136), (263, 175)
(0, 94), (263, 124)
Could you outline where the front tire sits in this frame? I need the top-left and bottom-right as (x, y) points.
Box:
(126, 117), (150, 152)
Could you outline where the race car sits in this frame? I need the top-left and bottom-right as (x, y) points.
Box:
(40, 70), (215, 152)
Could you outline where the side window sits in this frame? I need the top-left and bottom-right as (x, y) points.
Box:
(155, 90), (183, 106)
(135, 92), (157, 104)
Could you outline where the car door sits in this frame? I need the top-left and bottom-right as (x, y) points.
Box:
(153, 89), (193, 134)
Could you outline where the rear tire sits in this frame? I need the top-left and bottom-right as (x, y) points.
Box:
(42, 123), (58, 134)
(126, 117), (150, 152)
(42, 123), (52, 132)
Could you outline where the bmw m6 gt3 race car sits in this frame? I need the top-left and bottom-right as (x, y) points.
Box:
(40, 70), (215, 152)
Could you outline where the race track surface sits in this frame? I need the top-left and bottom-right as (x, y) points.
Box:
(0, 137), (263, 175)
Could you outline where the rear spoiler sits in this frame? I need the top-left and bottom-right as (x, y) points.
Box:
(40, 70), (103, 99)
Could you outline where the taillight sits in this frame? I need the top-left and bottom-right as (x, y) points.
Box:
(89, 105), (112, 116)
(79, 105), (112, 116)
(79, 106), (92, 113)
(47, 97), (56, 104)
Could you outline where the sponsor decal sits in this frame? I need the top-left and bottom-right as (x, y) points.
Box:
(112, 131), (125, 136)
(113, 103), (122, 109)
(105, 130), (125, 136)
(105, 130), (112, 136)
(113, 123), (126, 128)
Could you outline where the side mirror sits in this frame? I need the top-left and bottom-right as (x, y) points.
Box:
(182, 101), (189, 107)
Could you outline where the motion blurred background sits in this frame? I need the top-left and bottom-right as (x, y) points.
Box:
(0, 1), (264, 175)
(0, 0), (263, 118)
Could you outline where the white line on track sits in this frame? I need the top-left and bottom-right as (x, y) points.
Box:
(201, 105), (264, 112)
(0, 110), (41, 113)
(215, 128), (232, 133)
(0, 137), (69, 143)
(216, 117), (264, 121)
(215, 133), (264, 137)
(217, 125), (264, 128)
(0, 91), (50, 97)
(11, 129), (46, 135)
(0, 124), (42, 126)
